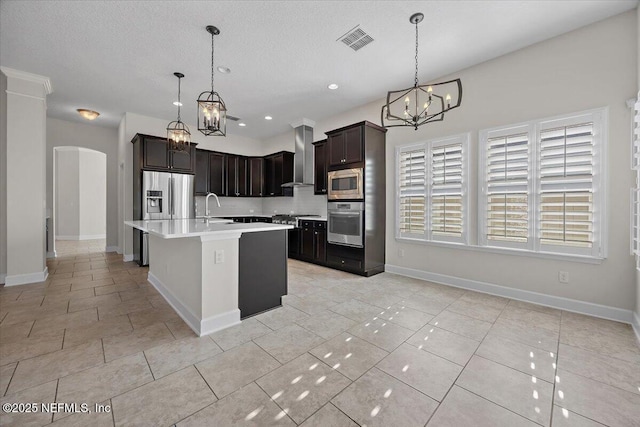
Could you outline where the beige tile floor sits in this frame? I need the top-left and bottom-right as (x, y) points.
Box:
(0, 240), (639, 426)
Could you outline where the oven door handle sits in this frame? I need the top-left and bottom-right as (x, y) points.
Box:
(328, 211), (361, 216)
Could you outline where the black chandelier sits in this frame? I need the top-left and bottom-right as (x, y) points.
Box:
(197, 25), (227, 137)
(381, 13), (462, 130)
(167, 72), (191, 151)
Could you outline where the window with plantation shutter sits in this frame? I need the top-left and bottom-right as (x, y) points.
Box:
(398, 147), (426, 237)
(482, 127), (531, 248)
(480, 108), (606, 258)
(538, 120), (594, 252)
(396, 134), (469, 243)
(430, 140), (465, 242)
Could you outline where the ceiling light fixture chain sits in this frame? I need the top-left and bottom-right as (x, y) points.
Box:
(381, 12), (463, 131)
(167, 72), (191, 152)
(414, 17), (419, 88)
(197, 25), (227, 137)
(210, 28), (215, 93)
(177, 72), (183, 121)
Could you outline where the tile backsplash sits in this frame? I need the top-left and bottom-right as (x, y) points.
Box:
(262, 186), (327, 216)
(195, 186), (327, 217)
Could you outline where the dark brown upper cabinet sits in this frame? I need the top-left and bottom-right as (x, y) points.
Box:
(248, 157), (265, 197)
(226, 155), (247, 197)
(195, 149), (210, 195)
(209, 152), (226, 195)
(327, 125), (362, 168)
(195, 149), (226, 196)
(133, 133), (196, 173)
(264, 151), (294, 197)
(313, 140), (327, 195)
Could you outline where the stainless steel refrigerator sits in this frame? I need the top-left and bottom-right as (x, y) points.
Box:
(138, 171), (194, 265)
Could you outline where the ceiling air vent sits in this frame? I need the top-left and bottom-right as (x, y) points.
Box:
(338, 25), (374, 51)
(227, 115), (240, 122)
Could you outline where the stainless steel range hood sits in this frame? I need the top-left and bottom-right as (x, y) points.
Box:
(282, 119), (315, 187)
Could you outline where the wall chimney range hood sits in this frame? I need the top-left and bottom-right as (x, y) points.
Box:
(282, 119), (315, 187)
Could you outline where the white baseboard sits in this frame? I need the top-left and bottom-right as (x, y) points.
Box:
(0, 273), (5, 285)
(385, 264), (634, 325)
(201, 309), (241, 336)
(105, 246), (119, 253)
(56, 234), (107, 241)
(123, 254), (134, 262)
(147, 272), (240, 336)
(46, 251), (57, 259)
(4, 267), (49, 286)
(632, 311), (640, 344)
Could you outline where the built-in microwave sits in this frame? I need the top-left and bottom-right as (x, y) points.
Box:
(327, 168), (364, 200)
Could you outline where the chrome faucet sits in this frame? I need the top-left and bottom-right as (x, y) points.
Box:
(205, 192), (221, 217)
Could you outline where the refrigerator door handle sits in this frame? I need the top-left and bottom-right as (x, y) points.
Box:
(170, 177), (175, 216)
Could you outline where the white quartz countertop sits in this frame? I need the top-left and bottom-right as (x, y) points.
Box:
(124, 219), (293, 239)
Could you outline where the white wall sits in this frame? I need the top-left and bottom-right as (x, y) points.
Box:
(55, 148), (80, 237)
(118, 112), (265, 258)
(79, 149), (107, 237)
(54, 147), (106, 240)
(0, 72), (7, 280)
(47, 118), (118, 248)
(636, 6), (640, 328)
(264, 11), (638, 312)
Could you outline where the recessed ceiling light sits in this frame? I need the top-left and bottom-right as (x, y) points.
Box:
(264, 116), (273, 120)
(238, 123), (247, 127)
(172, 101), (183, 107)
(77, 109), (100, 120)
(328, 83), (339, 90)
(217, 66), (231, 74)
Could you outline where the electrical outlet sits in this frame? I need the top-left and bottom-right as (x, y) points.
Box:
(558, 271), (569, 284)
(249, 209), (254, 213)
(398, 249), (405, 257)
(215, 250), (225, 264)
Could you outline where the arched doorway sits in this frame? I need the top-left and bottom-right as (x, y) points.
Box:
(52, 146), (107, 256)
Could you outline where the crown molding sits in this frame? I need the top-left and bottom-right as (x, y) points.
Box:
(0, 66), (52, 94)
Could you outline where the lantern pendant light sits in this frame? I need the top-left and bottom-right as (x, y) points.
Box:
(381, 13), (463, 130)
(197, 25), (227, 137)
(167, 72), (191, 152)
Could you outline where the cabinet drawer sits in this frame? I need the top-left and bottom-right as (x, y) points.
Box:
(327, 255), (362, 270)
(300, 220), (313, 228)
(314, 221), (326, 230)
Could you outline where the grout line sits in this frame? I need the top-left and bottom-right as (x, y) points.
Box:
(455, 384), (547, 427)
(141, 350), (155, 381)
(253, 377), (298, 425)
(51, 378), (60, 424)
(193, 364), (218, 400)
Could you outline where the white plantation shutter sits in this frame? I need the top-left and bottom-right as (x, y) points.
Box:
(396, 134), (469, 243)
(482, 127), (531, 248)
(398, 147), (426, 237)
(431, 141), (465, 241)
(480, 108), (605, 258)
(539, 121), (594, 250)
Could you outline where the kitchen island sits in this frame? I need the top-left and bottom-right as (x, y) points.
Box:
(124, 219), (293, 336)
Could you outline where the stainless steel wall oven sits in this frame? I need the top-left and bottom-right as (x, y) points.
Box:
(327, 201), (364, 247)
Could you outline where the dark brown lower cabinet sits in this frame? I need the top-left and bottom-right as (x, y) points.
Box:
(298, 220), (326, 264)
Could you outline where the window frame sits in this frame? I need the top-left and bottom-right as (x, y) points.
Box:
(395, 133), (470, 244)
(478, 107), (607, 259)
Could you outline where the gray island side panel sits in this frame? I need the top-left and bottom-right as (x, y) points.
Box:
(238, 229), (288, 318)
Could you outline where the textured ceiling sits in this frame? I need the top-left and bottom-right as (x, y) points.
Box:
(1, 0), (637, 140)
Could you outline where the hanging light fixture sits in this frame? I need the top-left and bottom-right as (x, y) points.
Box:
(197, 25), (227, 137)
(381, 13), (462, 130)
(167, 72), (191, 151)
